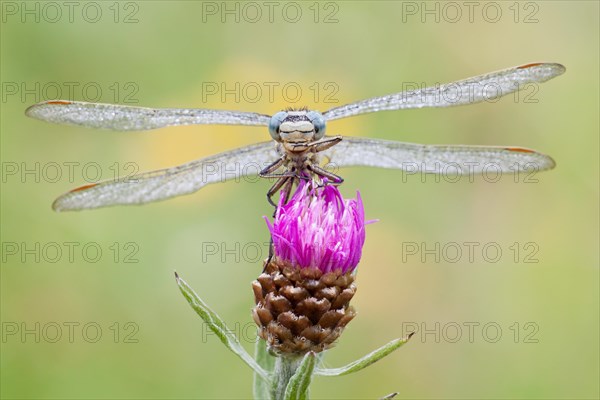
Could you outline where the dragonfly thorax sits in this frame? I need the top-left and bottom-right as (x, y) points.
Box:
(268, 109), (326, 146)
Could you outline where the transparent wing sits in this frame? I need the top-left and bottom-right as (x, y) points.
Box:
(53, 141), (278, 211)
(322, 136), (555, 173)
(323, 63), (565, 121)
(26, 100), (271, 131)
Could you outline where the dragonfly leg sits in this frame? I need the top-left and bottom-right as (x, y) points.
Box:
(311, 135), (342, 152)
(284, 136), (342, 154)
(262, 171), (297, 179)
(266, 176), (293, 207)
(265, 235), (274, 269)
(308, 163), (344, 185)
(260, 158), (297, 180)
(265, 176), (293, 268)
(281, 175), (295, 201)
(259, 156), (285, 177)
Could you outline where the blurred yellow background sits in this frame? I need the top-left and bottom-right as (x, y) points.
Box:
(1, 1), (598, 399)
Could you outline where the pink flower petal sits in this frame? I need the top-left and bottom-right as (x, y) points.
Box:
(265, 181), (373, 273)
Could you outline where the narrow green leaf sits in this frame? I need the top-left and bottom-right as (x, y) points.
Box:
(314, 333), (414, 377)
(174, 272), (268, 380)
(283, 352), (316, 400)
(253, 339), (275, 400)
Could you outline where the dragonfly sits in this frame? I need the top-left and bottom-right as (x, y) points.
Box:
(25, 62), (565, 211)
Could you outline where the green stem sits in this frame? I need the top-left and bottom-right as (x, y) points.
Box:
(271, 355), (303, 400)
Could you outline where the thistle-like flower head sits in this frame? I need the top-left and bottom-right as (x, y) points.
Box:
(265, 180), (367, 274)
(253, 181), (371, 354)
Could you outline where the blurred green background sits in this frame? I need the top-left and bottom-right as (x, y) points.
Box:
(1, 1), (598, 399)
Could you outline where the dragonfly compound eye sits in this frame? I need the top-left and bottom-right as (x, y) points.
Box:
(307, 111), (326, 140)
(268, 111), (288, 141)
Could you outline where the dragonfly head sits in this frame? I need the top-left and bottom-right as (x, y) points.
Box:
(268, 110), (326, 144)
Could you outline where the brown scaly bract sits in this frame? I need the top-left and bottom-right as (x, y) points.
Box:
(252, 257), (357, 354)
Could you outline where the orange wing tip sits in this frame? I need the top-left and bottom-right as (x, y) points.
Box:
(517, 62), (544, 69)
(505, 147), (535, 153)
(69, 183), (98, 192)
(45, 100), (72, 105)
(504, 147), (557, 170)
(51, 183), (98, 211)
(25, 100), (73, 115)
(516, 62), (566, 76)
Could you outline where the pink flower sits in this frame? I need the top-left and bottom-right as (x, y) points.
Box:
(265, 180), (370, 274)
